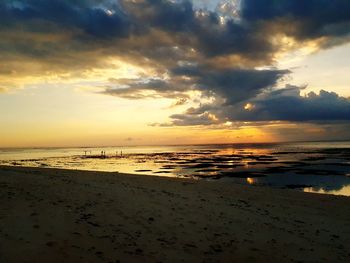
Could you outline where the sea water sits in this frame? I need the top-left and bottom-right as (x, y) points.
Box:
(1, 141), (350, 196)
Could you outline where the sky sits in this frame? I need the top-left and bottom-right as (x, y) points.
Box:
(1, 0), (350, 147)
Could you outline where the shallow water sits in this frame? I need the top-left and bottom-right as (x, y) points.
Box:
(1, 142), (350, 196)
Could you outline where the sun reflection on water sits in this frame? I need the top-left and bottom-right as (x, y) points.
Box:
(1, 143), (350, 196)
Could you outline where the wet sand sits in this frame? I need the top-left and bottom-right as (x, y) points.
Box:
(0, 165), (349, 262)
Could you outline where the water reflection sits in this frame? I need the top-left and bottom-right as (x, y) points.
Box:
(246, 177), (256, 185)
(304, 185), (350, 196)
(1, 143), (350, 196)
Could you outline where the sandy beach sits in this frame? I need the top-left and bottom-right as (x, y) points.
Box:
(0, 165), (349, 263)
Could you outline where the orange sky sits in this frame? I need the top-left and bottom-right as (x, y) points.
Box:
(1, 0), (350, 147)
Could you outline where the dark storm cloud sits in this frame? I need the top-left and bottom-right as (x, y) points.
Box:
(147, 0), (195, 32)
(2, 0), (350, 64)
(0, 0), (130, 38)
(121, 0), (275, 60)
(102, 77), (191, 99)
(1, 0), (350, 126)
(101, 65), (288, 103)
(172, 65), (289, 104)
(168, 112), (220, 126)
(229, 86), (350, 122)
(241, 0), (350, 41)
(169, 85), (350, 126)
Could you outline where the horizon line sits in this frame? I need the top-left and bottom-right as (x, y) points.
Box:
(1, 139), (350, 150)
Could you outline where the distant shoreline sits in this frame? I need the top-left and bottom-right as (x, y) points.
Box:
(1, 139), (350, 150)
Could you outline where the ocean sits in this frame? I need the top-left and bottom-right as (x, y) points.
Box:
(1, 141), (350, 196)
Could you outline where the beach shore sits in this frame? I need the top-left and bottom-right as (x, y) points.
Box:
(0, 165), (349, 263)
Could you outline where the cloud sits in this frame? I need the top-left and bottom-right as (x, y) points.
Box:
(2, 0), (350, 80)
(241, 0), (350, 44)
(1, 0), (350, 129)
(120, 0), (276, 62)
(101, 77), (192, 99)
(169, 85), (350, 126)
(101, 64), (288, 106)
(171, 65), (289, 104)
(0, 1), (134, 90)
(170, 98), (188, 107)
(0, 0), (130, 38)
(160, 111), (221, 126)
(229, 86), (350, 122)
(0, 0), (279, 79)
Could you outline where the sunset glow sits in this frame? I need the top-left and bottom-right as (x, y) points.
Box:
(1, 0), (350, 147)
(1, 3), (350, 261)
